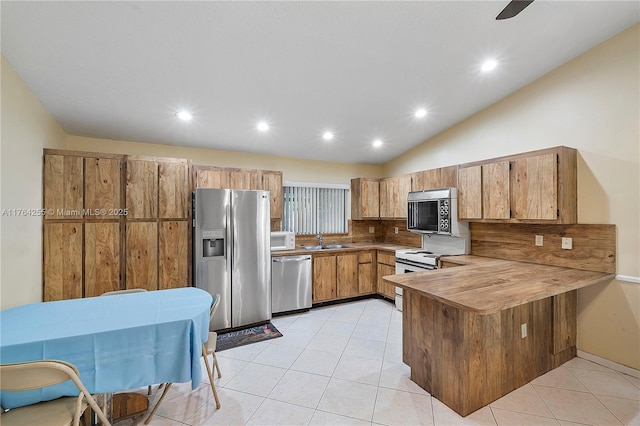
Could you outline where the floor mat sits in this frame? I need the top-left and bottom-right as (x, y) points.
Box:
(216, 323), (282, 352)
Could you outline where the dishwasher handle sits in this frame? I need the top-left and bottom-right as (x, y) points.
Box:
(272, 255), (312, 263)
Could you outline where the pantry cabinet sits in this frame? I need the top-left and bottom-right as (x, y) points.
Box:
(351, 178), (380, 220)
(43, 149), (192, 301)
(456, 146), (576, 224)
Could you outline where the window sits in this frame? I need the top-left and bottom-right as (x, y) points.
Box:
(282, 183), (349, 235)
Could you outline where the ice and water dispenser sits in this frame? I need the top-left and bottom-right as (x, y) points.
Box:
(201, 229), (225, 258)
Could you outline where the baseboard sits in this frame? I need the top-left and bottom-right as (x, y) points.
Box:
(577, 350), (640, 379)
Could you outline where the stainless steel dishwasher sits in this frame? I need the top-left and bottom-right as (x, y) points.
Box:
(271, 255), (312, 314)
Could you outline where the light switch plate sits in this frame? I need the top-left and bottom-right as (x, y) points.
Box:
(521, 323), (527, 338)
(369, 226), (375, 234)
(394, 227), (399, 234)
(562, 237), (573, 250)
(535, 235), (543, 246)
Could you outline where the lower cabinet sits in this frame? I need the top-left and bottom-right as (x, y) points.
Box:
(312, 250), (377, 303)
(377, 250), (396, 300)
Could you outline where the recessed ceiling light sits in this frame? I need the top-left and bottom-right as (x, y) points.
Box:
(322, 131), (334, 141)
(414, 108), (427, 118)
(257, 121), (270, 132)
(175, 111), (193, 121)
(481, 59), (498, 72)
(372, 139), (383, 148)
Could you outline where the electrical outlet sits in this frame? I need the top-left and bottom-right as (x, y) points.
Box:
(535, 235), (543, 246)
(521, 323), (527, 338)
(394, 227), (399, 234)
(561, 237), (573, 250)
(369, 226), (375, 234)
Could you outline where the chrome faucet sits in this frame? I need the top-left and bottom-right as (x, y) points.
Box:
(317, 234), (323, 246)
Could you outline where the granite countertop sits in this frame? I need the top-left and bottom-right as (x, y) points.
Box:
(384, 255), (614, 314)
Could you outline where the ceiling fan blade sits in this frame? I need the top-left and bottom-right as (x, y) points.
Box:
(496, 0), (534, 20)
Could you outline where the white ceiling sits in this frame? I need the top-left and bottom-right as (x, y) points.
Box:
(2, 1), (638, 165)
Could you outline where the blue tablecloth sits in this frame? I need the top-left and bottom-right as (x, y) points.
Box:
(0, 287), (212, 409)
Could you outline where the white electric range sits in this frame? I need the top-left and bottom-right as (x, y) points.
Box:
(394, 234), (470, 311)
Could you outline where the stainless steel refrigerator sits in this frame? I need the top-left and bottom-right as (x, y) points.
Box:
(193, 188), (271, 330)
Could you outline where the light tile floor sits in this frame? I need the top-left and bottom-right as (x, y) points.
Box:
(133, 298), (639, 426)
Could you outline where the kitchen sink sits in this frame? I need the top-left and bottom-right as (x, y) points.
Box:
(301, 244), (352, 250)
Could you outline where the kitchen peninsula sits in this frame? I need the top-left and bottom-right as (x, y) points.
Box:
(384, 230), (616, 417)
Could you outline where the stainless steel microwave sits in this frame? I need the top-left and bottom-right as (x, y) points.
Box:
(407, 188), (468, 236)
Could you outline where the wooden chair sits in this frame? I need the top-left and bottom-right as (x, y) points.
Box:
(144, 294), (222, 424)
(0, 359), (112, 426)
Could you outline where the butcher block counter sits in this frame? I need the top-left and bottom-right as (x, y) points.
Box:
(387, 255), (614, 314)
(383, 255), (615, 417)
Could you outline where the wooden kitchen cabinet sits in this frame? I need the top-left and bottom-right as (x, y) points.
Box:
(125, 221), (158, 291)
(312, 254), (337, 302)
(337, 253), (358, 298)
(259, 170), (283, 219)
(377, 250), (396, 299)
(228, 168), (258, 190)
(194, 166), (230, 189)
(44, 154), (83, 220)
(411, 165), (458, 191)
(351, 178), (380, 220)
(159, 161), (190, 219)
(456, 146), (576, 224)
(159, 221), (189, 289)
(126, 159), (158, 219)
(379, 175), (411, 219)
(84, 157), (121, 219)
(43, 222), (83, 301)
(358, 250), (376, 294)
(84, 222), (120, 297)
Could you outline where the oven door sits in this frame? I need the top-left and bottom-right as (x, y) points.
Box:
(394, 259), (436, 311)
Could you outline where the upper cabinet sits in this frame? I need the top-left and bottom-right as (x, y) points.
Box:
(193, 165), (283, 220)
(457, 147), (576, 223)
(351, 178), (380, 220)
(44, 154), (84, 220)
(379, 174), (411, 219)
(411, 166), (458, 191)
(259, 170), (283, 219)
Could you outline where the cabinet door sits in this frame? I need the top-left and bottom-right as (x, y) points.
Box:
(85, 157), (121, 219)
(229, 169), (258, 190)
(376, 263), (396, 299)
(195, 167), (229, 188)
(379, 178), (393, 218)
(351, 178), (379, 219)
(458, 166), (482, 220)
(259, 170), (283, 219)
(337, 253), (358, 298)
(126, 160), (158, 219)
(411, 166), (458, 191)
(395, 175), (411, 218)
(126, 222), (158, 291)
(513, 153), (557, 220)
(482, 161), (510, 219)
(159, 161), (190, 219)
(358, 260), (375, 294)
(43, 223), (83, 301)
(313, 255), (337, 302)
(85, 222), (120, 297)
(159, 221), (189, 289)
(44, 154), (83, 220)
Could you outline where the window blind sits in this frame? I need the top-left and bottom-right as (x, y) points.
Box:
(282, 185), (348, 234)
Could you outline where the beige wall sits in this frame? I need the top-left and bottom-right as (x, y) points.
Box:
(1, 55), (67, 309)
(384, 25), (640, 369)
(66, 136), (382, 184)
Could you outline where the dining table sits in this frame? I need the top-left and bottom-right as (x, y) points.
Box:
(0, 287), (212, 411)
